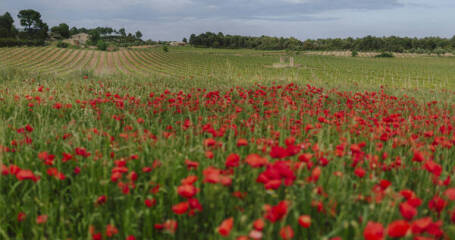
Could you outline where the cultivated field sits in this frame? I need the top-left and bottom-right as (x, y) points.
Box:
(1, 46), (455, 239)
(1, 47), (455, 91)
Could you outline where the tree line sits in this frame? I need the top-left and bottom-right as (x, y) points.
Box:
(0, 9), (147, 48)
(189, 32), (455, 53)
(0, 10), (48, 46)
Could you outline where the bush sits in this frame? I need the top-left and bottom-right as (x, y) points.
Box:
(375, 52), (394, 58)
(433, 47), (446, 56)
(0, 38), (45, 47)
(351, 50), (358, 57)
(162, 45), (169, 53)
(56, 41), (69, 48)
(97, 40), (107, 51)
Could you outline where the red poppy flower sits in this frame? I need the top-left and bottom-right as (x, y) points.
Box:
(444, 188), (455, 201)
(387, 220), (410, 238)
(363, 221), (384, 240)
(428, 195), (446, 213)
(205, 151), (214, 159)
(225, 153), (240, 168)
(163, 219), (178, 233)
(399, 202), (417, 220)
(411, 217), (432, 234)
(17, 212), (26, 222)
(105, 224), (118, 237)
(172, 201), (189, 215)
(265, 201), (289, 222)
(237, 138), (248, 146)
(354, 167), (366, 178)
(246, 154), (268, 168)
(245, 215), (258, 229)
(36, 215), (48, 224)
(270, 146), (288, 159)
(92, 233), (102, 240)
(184, 159), (199, 170)
(145, 198), (156, 208)
(181, 175), (198, 185)
(298, 215), (311, 228)
(96, 195), (107, 205)
(16, 170), (39, 182)
(218, 217), (234, 236)
(279, 226), (294, 239)
(204, 138), (216, 147)
(1, 164), (9, 175)
(177, 184), (197, 198)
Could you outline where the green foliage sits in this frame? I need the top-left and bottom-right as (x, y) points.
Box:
(17, 9), (48, 40)
(89, 30), (101, 45)
(51, 23), (70, 39)
(189, 32), (455, 53)
(135, 31), (143, 39)
(162, 45), (169, 52)
(351, 50), (358, 57)
(0, 12), (17, 38)
(118, 28), (126, 37)
(433, 47), (446, 56)
(375, 52), (394, 58)
(56, 41), (69, 48)
(189, 32), (303, 50)
(97, 40), (107, 51)
(0, 52), (455, 239)
(0, 38), (45, 47)
(17, 9), (42, 31)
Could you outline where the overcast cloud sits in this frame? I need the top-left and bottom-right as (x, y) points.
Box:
(2, 0), (455, 40)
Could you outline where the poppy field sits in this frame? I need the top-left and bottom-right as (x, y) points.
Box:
(1, 48), (455, 239)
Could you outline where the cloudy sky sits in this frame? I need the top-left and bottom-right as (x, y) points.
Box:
(2, 0), (455, 41)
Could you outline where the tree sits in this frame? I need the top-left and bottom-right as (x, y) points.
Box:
(182, 37), (187, 43)
(0, 12), (17, 38)
(97, 40), (107, 51)
(119, 28), (126, 37)
(70, 27), (79, 36)
(36, 21), (49, 39)
(189, 34), (196, 45)
(135, 31), (143, 39)
(17, 9), (48, 39)
(51, 23), (70, 38)
(17, 9), (42, 32)
(88, 30), (100, 45)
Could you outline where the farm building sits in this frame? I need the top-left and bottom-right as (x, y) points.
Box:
(65, 33), (89, 46)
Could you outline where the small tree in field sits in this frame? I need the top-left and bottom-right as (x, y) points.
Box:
(135, 31), (143, 40)
(351, 50), (358, 57)
(162, 45), (169, 53)
(97, 40), (107, 51)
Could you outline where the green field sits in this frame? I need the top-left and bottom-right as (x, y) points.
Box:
(1, 46), (455, 91)
(1, 46), (455, 239)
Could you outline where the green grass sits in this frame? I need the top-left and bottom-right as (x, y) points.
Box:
(1, 47), (455, 239)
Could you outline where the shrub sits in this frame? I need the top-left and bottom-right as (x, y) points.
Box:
(162, 45), (169, 53)
(0, 38), (45, 47)
(433, 47), (446, 56)
(97, 40), (107, 51)
(351, 50), (358, 57)
(56, 41), (69, 48)
(375, 52), (394, 58)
